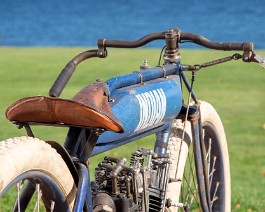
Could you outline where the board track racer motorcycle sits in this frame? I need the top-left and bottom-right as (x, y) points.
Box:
(0, 28), (264, 212)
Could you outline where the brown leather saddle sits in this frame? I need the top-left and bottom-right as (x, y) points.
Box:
(6, 84), (124, 133)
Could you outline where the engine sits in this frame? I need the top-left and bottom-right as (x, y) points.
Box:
(91, 147), (170, 212)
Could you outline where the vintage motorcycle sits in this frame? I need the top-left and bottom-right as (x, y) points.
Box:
(0, 28), (264, 211)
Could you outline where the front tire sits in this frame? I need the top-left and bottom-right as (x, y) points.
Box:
(166, 101), (230, 211)
(0, 136), (76, 211)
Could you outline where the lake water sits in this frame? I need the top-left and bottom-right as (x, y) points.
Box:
(0, 0), (265, 48)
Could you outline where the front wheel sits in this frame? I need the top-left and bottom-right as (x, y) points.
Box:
(166, 101), (230, 211)
(0, 136), (76, 211)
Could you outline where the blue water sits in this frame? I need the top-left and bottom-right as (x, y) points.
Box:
(0, 0), (265, 48)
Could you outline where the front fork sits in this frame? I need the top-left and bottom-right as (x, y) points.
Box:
(189, 105), (212, 212)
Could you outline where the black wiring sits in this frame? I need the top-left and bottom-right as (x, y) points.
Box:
(158, 46), (166, 66)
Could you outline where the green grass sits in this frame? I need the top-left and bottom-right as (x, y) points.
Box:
(0, 47), (265, 211)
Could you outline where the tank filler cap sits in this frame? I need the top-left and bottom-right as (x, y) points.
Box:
(140, 60), (150, 70)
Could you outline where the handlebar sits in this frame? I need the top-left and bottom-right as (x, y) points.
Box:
(49, 50), (99, 97)
(98, 32), (165, 48)
(49, 28), (261, 98)
(98, 29), (253, 51)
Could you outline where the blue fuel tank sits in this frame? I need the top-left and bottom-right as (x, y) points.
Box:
(96, 65), (182, 146)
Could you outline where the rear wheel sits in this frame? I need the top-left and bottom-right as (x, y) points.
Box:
(0, 136), (76, 211)
(166, 101), (230, 211)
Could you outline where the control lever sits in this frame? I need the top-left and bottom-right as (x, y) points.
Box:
(252, 52), (265, 68)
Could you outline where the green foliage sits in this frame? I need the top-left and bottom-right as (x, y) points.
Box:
(0, 48), (264, 210)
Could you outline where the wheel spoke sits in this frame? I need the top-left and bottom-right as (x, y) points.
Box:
(179, 131), (222, 211)
(211, 182), (220, 207)
(209, 156), (216, 189)
(34, 184), (42, 212)
(16, 180), (25, 212)
(181, 143), (201, 208)
(16, 182), (21, 212)
(182, 175), (195, 205)
(50, 200), (55, 212)
(206, 138), (212, 177)
(184, 152), (193, 204)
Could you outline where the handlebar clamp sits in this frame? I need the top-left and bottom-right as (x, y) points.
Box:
(164, 29), (181, 63)
(242, 42), (254, 62)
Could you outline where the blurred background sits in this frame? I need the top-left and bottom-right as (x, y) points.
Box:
(0, 0), (265, 211)
(0, 0), (265, 48)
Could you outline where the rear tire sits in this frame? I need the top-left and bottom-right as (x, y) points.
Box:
(0, 136), (76, 211)
(166, 101), (230, 211)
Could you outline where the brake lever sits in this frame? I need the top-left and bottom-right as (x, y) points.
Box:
(251, 52), (265, 68)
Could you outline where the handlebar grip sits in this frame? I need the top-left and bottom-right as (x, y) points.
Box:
(49, 61), (76, 97)
(49, 50), (99, 97)
(180, 32), (254, 51)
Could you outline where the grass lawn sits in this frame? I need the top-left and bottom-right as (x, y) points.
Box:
(0, 47), (264, 211)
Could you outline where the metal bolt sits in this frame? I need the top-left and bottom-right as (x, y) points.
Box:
(96, 78), (103, 82)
